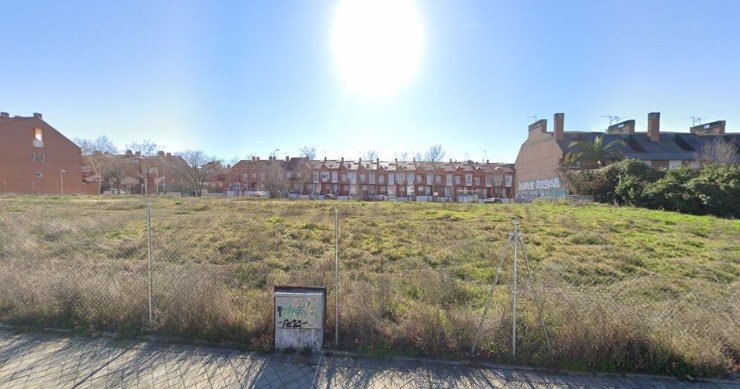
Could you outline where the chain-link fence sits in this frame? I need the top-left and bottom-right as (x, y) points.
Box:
(0, 196), (737, 375)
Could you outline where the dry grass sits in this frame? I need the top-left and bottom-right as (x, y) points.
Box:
(0, 194), (738, 377)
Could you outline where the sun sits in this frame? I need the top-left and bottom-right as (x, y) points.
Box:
(331, 0), (423, 96)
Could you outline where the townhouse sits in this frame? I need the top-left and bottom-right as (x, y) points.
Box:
(223, 156), (515, 202)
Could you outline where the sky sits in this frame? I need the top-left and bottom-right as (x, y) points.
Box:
(2, 0), (740, 164)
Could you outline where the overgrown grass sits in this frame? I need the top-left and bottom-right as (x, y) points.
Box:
(0, 194), (738, 377)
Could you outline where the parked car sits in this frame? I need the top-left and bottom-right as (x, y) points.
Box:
(483, 197), (502, 204)
(102, 189), (126, 195)
(323, 193), (336, 200)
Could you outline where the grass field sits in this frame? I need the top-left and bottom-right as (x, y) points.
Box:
(0, 194), (738, 377)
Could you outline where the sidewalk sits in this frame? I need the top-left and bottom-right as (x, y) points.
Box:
(0, 328), (736, 388)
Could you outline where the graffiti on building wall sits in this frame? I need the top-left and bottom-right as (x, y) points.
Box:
(516, 176), (567, 202)
(517, 177), (561, 191)
(275, 296), (321, 330)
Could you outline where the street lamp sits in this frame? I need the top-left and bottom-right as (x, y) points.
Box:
(271, 148), (280, 159)
(60, 169), (66, 195)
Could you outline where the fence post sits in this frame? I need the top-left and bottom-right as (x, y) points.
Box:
(147, 202), (153, 330)
(334, 208), (339, 348)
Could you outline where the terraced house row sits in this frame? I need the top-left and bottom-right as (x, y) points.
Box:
(225, 156), (515, 201)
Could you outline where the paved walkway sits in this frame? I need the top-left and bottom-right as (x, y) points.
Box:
(0, 329), (737, 388)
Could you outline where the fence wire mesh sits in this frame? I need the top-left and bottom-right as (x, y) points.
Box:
(0, 196), (737, 374)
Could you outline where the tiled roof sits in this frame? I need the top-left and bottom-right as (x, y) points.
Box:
(556, 132), (740, 162)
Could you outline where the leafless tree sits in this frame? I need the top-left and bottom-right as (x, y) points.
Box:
(300, 146), (317, 160)
(127, 140), (159, 195)
(175, 150), (219, 196)
(75, 136), (119, 193)
(263, 160), (287, 197)
(697, 138), (738, 165)
(364, 150), (379, 161)
(424, 145), (446, 199)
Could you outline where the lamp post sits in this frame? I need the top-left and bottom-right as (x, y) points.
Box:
(60, 169), (66, 195)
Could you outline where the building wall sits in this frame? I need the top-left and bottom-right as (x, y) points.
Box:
(0, 116), (83, 194)
(514, 130), (567, 201)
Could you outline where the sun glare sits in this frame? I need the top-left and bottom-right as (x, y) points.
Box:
(331, 0), (423, 96)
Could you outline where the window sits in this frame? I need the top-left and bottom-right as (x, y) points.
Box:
(35, 171), (43, 178)
(31, 152), (36, 161)
(33, 128), (44, 147)
(455, 176), (461, 185)
(40, 153), (45, 162)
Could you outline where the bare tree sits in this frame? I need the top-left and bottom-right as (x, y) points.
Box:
(75, 136), (119, 193)
(364, 150), (379, 161)
(175, 150), (219, 196)
(127, 140), (159, 195)
(300, 146), (317, 160)
(399, 152), (409, 161)
(698, 138), (738, 165)
(425, 145), (446, 200)
(263, 160), (287, 197)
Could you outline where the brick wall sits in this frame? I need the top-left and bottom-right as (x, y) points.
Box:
(0, 116), (83, 194)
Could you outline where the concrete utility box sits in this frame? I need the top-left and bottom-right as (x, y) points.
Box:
(274, 286), (326, 352)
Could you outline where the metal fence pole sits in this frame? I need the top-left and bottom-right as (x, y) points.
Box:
(147, 203), (153, 330)
(334, 208), (339, 348)
(512, 218), (519, 360)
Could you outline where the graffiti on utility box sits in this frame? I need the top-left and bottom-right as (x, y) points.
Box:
(275, 296), (321, 330)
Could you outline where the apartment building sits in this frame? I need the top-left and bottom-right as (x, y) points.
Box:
(0, 112), (83, 194)
(224, 156), (514, 201)
(515, 112), (739, 202)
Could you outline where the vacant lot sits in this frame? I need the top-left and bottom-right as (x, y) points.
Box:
(0, 195), (738, 377)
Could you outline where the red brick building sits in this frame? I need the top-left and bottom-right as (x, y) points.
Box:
(0, 112), (83, 194)
(223, 155), (514, 202)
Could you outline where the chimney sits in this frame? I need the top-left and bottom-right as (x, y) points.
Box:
(158, 151), (165, 157)
(285, 156), (289, 162)
(0, 112), (9, 118)
(324, 156), (327, 163)
(449, 158), (452, 163)
(257, 156), (260, 161)
(607, 119), (636, 134)
(33, 113), (42, 119)
(554, 113), (565, 141)
(341, 157), (344, 164)
(691, 120), (726, 135)
(528, 119), (547, 138)
(135, 151), (141, 157)
(166, 152), (171, 157)
(126, 150), (133, 156)
(648, 112), (660, 142)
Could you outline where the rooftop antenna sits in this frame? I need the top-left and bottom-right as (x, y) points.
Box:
(688, 116), (703, 126)
(527, 115), (538, 122)
(601, 115), (623, 126)
(482, 149), (487, 162)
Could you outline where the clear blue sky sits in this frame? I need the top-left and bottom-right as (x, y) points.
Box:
(2, 0), (739, 163)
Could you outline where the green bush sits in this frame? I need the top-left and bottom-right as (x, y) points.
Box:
(566, 160), (739, 218)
